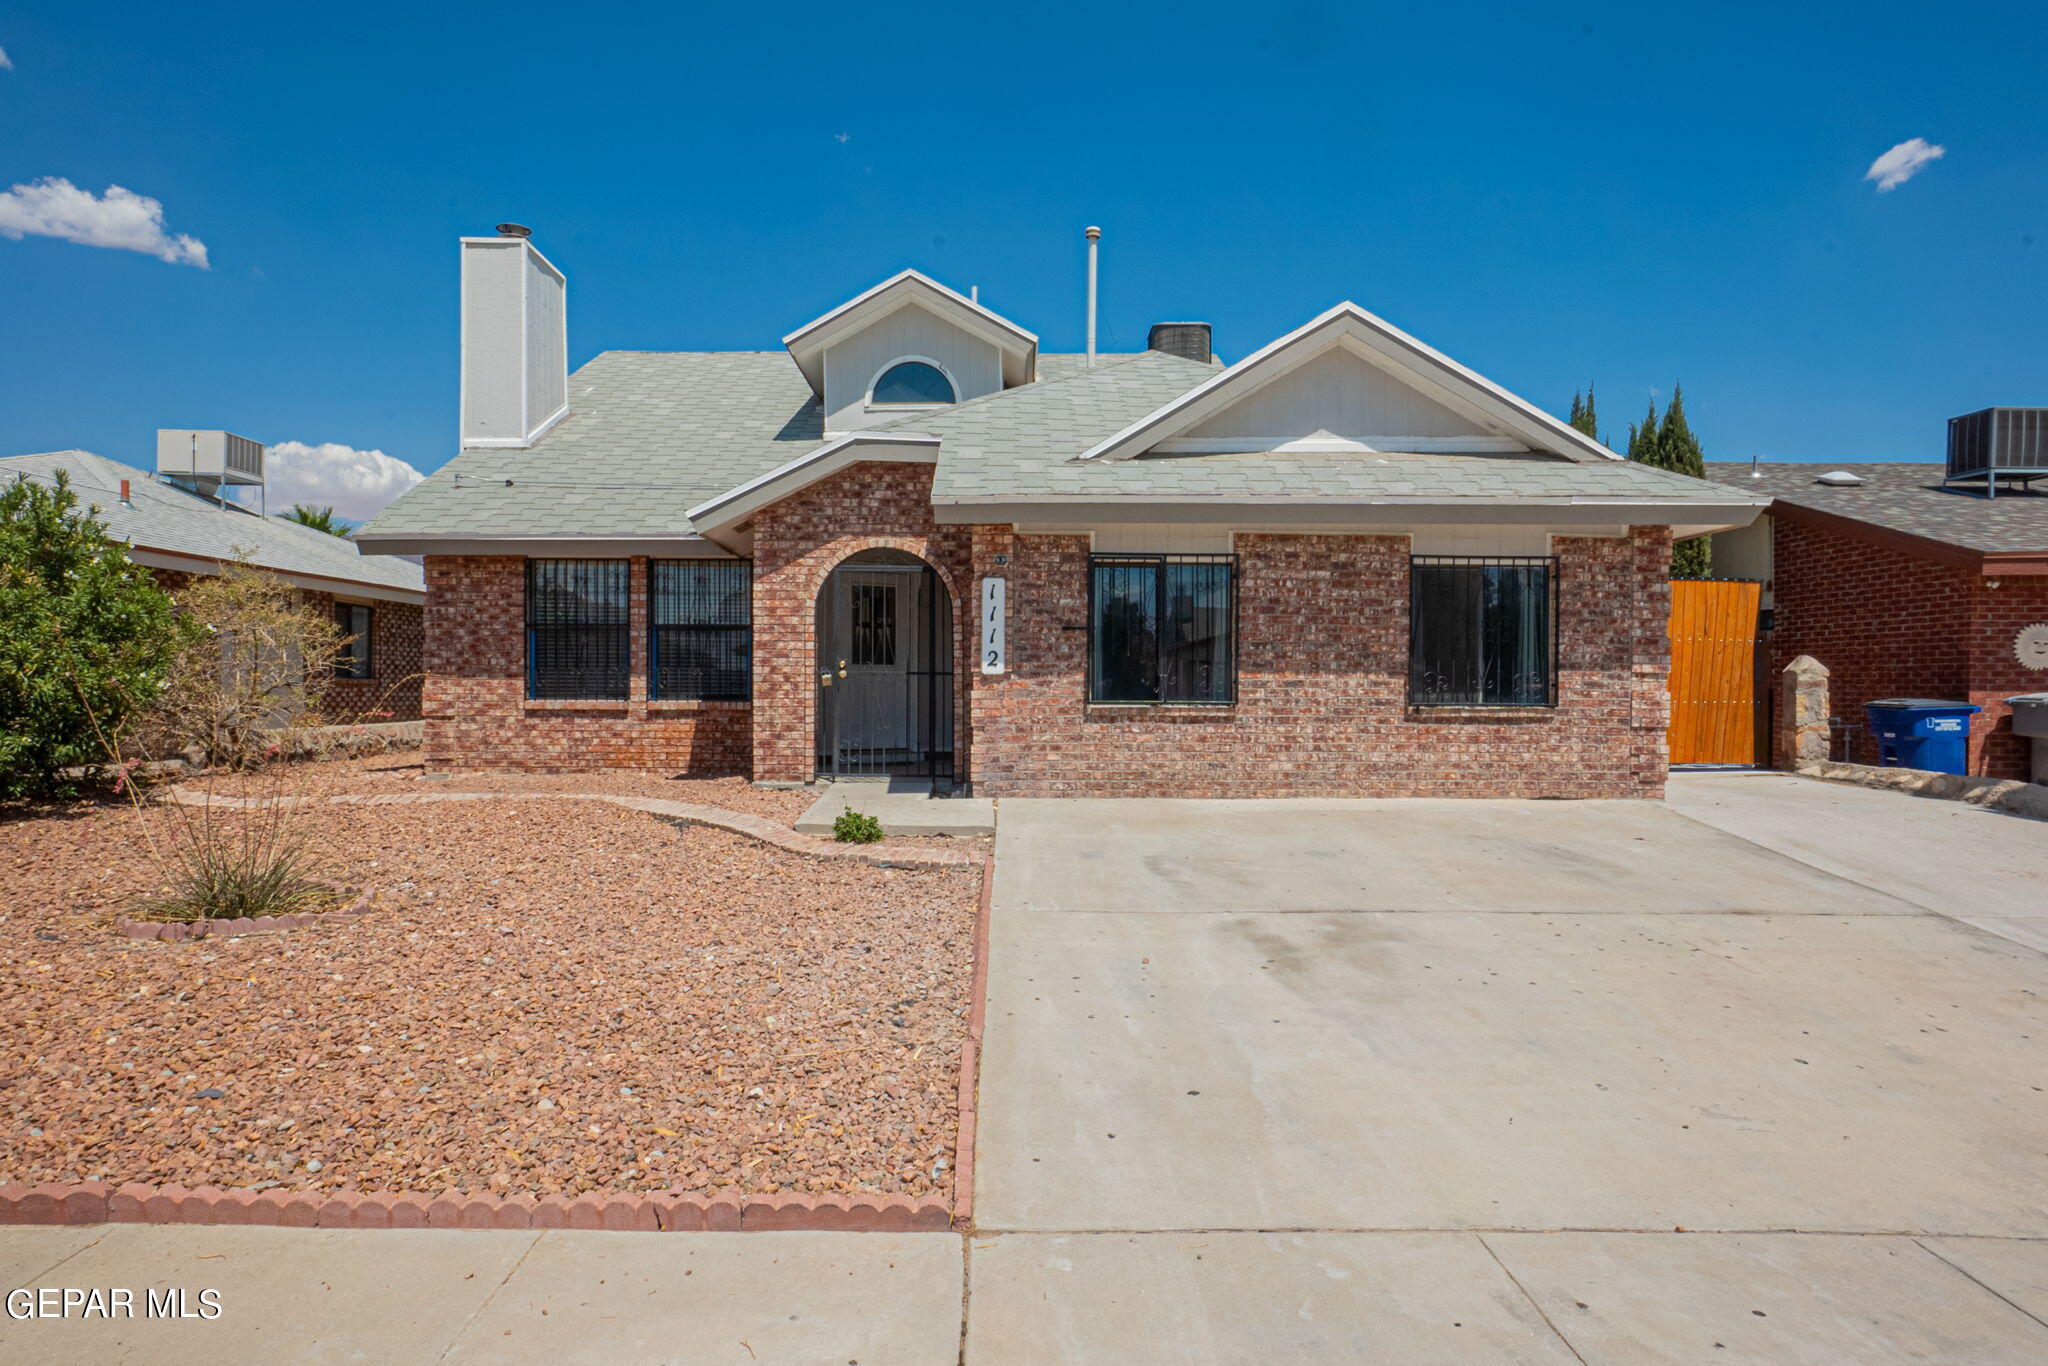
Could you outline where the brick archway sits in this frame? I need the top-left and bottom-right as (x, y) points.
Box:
(749, 464), (973, 784)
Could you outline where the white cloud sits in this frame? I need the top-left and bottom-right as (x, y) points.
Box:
(250, 442), (425, 524)
(0, 176), (209, 266)
(0, 45), (14, 70)
(1864, 137), (1945, 192)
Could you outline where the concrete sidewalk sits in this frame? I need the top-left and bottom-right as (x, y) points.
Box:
(10, 1226), (2047, 1363)
(0, 1225), (963, 1365)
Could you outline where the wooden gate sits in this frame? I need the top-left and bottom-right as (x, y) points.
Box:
(1667, 579), (1764, 766)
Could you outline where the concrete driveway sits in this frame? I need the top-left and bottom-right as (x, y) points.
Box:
(969, 775), (2048, 1361)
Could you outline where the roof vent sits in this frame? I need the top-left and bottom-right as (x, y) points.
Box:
(1148, 322), (1213, 364)
(494, 223), (533, 238)
(1814, 470), (1865, 487)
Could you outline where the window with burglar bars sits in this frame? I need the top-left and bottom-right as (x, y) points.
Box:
(1089, 554), (1236, 704)
(651, 560), (751, 701)
(1408, 556), (1557, 707)
(526, 559), (630, 700)
(333, 602), (372, 679)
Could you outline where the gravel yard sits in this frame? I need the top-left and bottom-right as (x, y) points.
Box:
(0, 786), (979, 1203)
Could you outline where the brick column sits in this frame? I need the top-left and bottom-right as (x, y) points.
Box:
(1776, 655), (1830, 770)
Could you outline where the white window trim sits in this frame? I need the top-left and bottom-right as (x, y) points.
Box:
(864, 356), (959, 411)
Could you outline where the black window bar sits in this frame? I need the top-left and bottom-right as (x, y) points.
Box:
(1408, 555), (1558, 707)
(526, 559), (630, 700)
(1088, 554), (1237, 704)
(650, 559), (752, 701)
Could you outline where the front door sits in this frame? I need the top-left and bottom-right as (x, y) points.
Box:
(828, 568), (919, 768)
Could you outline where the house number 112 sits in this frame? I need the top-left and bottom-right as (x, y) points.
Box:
(981, 577), (1007, 674)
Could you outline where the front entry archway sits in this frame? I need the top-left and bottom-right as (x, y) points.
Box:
(814, 549), (954, 778)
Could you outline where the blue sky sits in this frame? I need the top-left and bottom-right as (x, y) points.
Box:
(2, 0), (2044, 515)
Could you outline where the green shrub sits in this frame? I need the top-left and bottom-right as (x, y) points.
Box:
(0, 470), (187, 797)
(832, 808), (885, 843)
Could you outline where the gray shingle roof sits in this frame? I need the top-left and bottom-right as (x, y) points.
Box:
(1, 450), (425, 594)
(363, 346), (1754, 544)
(1703, 461), (2048, 554)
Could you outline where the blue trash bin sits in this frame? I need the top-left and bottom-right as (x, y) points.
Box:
(1863, 698), (1981, 775)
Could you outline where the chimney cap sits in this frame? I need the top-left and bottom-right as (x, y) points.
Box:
(1084, 225), (1101, 240)
(495, 223), (533, 238)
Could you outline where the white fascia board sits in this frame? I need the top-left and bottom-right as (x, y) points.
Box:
(127, 546), (427, 604)
(685, 434), (941, 534)
(1079, 303), (1622, 465)
(930, 495), (1768, 529)
(351, 534), (729, 558)
(781, 270), (1038, 393)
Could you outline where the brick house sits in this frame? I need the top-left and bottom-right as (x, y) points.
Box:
(358, 228), (1762, 797)
(0, 446), (427, 724)
(1706, 458), (2048, 779)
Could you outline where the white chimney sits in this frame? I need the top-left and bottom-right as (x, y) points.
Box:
(459, 225), (568, 448)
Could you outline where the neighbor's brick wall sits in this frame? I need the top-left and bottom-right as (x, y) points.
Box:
(148, 567), (424, 723)
(964, 525), (1673, 799)
(298, 589), (425, 724)
(1969, 573), (2048, 778)
(420, 555), (750, 774)
(1765, 518), (2045, 778)
(751, 462), (973, 784)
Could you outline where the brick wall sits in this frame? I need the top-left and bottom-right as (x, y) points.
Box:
(1967, 574), (2048, 778)
(148, 566), (424, 723)
(414, 466), (1678, 795)
(751, 462), (972, 784)
(964, 525), (1673, 798)
(300, 590), (425, 724)
(421, 555), (750, 774)
(1766, 518), (2046, 778)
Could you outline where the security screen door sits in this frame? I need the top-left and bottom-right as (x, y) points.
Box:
(816, 558), (954, 778)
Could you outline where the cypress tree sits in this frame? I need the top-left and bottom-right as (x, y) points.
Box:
(1655, 384), (1712, 579)
(1568, 383), (1600, 440)
(1625, 399), (1661, 468)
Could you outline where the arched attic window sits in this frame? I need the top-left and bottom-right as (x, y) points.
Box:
(869, 359), (956, 407)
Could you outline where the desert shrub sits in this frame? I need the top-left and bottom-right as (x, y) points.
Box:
(0, 470), (187, 797)
(139, 798), (343, 922)
(143, 558), (346, 768)
(833, 809), (885, 843)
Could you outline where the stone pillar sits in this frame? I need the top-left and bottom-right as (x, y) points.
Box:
(1776, 655), (1830, 770)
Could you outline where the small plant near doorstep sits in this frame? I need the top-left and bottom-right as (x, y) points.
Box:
(833, 809), (885, 843)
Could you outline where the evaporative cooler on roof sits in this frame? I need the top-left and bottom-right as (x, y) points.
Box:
(1946, 408), (2048, 496)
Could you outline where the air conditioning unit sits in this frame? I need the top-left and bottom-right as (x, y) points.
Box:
(1946, 408), (2048, 491)
(156, 430), (265, 494)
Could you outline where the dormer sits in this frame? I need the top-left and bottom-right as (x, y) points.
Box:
(783, 270), (1038, 433)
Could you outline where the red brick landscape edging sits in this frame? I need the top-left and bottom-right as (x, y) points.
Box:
(164, 786), (981, 870)
(115, 890), (374, 942)
(0, 1181), (951, 1233)
(950, 853), (995, 1230)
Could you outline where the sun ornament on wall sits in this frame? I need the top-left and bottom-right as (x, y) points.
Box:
(2016, 623), (2048, 672)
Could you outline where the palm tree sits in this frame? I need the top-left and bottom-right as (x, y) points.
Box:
(285, 504), (353, 537)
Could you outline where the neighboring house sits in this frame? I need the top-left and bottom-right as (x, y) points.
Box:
(1705, 449), (2048, 779)
(0, 445), (428, 723)
(358, 227), (1762, 797)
